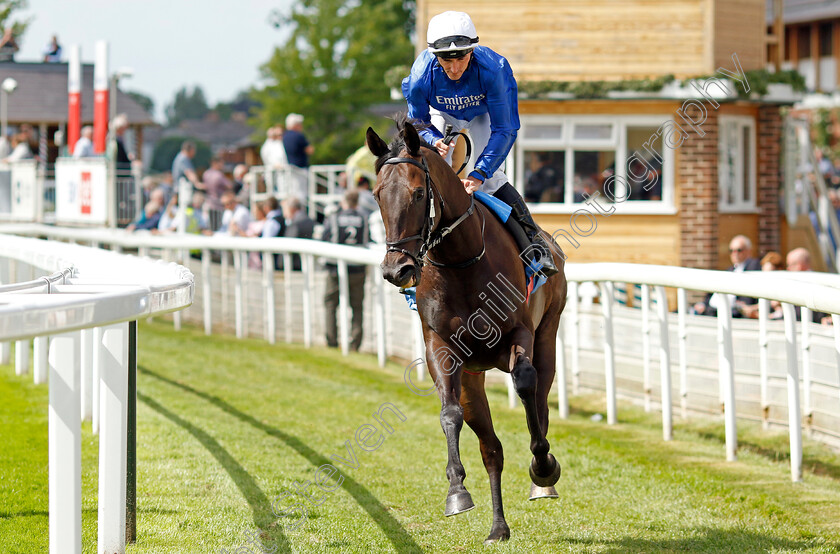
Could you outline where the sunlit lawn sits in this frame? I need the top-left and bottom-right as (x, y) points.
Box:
(2, 320), (840, 552)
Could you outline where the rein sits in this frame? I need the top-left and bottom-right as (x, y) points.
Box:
(383, 155), (485, 269)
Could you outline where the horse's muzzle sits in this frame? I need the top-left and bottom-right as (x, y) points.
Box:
(381, 254), (420, 288)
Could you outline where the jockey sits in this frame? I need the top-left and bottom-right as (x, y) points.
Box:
(402, 10), (558, 276)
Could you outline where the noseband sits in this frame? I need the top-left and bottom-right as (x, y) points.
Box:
(382, 155), (484, 269)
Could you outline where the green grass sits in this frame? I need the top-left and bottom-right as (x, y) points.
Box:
(2, 320), (840, 553)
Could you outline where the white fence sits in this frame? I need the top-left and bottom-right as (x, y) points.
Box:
(3, 223), (840, 492)
(0, 233), (193, 554)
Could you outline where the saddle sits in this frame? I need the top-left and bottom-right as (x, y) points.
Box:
(400, 191), (547, 311)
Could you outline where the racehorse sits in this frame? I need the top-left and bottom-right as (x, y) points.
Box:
(366, 116), (567, 544)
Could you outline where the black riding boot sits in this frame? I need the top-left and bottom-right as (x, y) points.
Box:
(493, 183), (559, 277)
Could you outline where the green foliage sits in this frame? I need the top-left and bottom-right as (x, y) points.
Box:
(125, 90), (154, 117)
(213, 90), (261, 122)
(149, 136), (211, 174)
(384, 64), (411, 89)
(165, 85), (210, 127)
(0, 0), (31, 44)
(252, 0), (415, 164)
(518, 69), (807, 100)
(519, 75), (676, 99)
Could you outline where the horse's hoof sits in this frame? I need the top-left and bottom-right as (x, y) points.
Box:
(444, 490), (475, 516)
(528, 482), (559, 500)
(483, 524), (510, 545)
(529, 453), (561, 487)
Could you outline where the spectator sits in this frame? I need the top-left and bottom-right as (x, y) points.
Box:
(786, 247), (811, 272)
(322, 189), (370, 351)
(202, 157), (233, 212)
(172, 140), (202, 193)
(159, 191), (211, 235)
(127, 188), (165, 231)
(217, 191), (251, 236)
(261, 196), (286, 270)
(525, 154), (559, 203)
(42, 35), (62, 62)
(108, 114), (132, 172)
(73, 126), (95, 158)
(282, 196), (315, 270)
(739, 251), (785, 319)
(232, 164), (249, 203)
(261, 196), (285, 238)
(760, 251), (785, 271)
(693, 235), (761, 317)
(260, 126), (287, 169)
(2, 132), (32, 162)
(283, 113), (314, 200)
(246, 201), (267, 237)
(785, 248), (829, 323)
(0, 27), (19, 62)
(355, 175), (378, 217)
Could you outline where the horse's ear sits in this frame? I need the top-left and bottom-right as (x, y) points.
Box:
(365, 127), (389, 158)
(403, 122), (421, 156)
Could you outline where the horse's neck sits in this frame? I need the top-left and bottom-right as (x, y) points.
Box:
(424, 153), (484, 262)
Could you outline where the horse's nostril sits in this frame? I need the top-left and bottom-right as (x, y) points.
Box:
(397, 265), (415, 283)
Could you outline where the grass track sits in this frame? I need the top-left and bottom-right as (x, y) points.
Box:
(1, 320), (840, 553)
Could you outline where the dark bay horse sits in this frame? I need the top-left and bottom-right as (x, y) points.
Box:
(366, 118), (567, 544)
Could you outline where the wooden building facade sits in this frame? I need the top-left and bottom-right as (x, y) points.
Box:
(415, 0), (787, 271)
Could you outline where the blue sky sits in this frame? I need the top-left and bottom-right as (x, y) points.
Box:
(17, 0), (293, 122)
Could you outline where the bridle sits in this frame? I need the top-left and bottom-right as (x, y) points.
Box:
(382, 153), (485, 270)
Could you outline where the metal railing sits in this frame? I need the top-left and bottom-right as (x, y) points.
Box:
(785, 118), (840, 272)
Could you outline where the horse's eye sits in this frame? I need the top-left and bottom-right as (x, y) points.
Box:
(414, 188), (425, 201)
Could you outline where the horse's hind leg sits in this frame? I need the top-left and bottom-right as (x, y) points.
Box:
(529, 320), (562, 499)
(509, 327), (562, 489)
(462, 372), (510, 544)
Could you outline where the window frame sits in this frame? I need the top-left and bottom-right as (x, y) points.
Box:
(717, 115), (757, 213)
(513, 115), (676, 215)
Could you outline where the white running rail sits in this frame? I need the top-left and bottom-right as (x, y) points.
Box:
(0, 233), (193, 554)
(2, 223), (840, 487)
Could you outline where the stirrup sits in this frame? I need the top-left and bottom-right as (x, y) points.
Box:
(532, 235), (559, 277)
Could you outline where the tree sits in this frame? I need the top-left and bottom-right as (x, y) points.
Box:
(125, 90), (155, 117)
(214, 90), (260, 121)
(0, 0), (32, 44)
(165, 86), (210, 127)
(252, 0), (414, 164)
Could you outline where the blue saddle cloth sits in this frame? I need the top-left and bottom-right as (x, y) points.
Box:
(399, 192), (547, 311)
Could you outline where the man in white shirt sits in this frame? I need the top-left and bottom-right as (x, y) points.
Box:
(73, 126), (95, 158)
(217, 191), (251, 236)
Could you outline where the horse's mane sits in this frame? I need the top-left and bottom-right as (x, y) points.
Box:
(373, 113), (436, 173)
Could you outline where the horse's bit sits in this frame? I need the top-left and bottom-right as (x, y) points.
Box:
(382, 155), (485, 269)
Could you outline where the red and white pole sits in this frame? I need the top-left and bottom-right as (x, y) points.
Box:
(67, 45), (81, 154)
(92, 41), (109, 154)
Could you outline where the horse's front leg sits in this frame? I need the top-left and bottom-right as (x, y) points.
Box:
(426, 333), (475, 516)
(509, 326), (562, 488)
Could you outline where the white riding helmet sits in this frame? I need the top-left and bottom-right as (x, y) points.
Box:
(427, 11), (479, 59)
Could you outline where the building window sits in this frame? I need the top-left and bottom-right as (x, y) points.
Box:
(515, 116), (674, 213)
(718, 115), (756, 211)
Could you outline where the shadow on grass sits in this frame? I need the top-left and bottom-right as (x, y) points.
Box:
(137, 392), (293, 553)
(0, 509), (49, 519)
(560, 526), (836, 552)
(139, 366), (423, 554)
(693, 428), (840, 480)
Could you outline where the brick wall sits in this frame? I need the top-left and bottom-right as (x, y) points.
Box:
(679, 110), (719, 270)
(757, 105), (783, 256)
